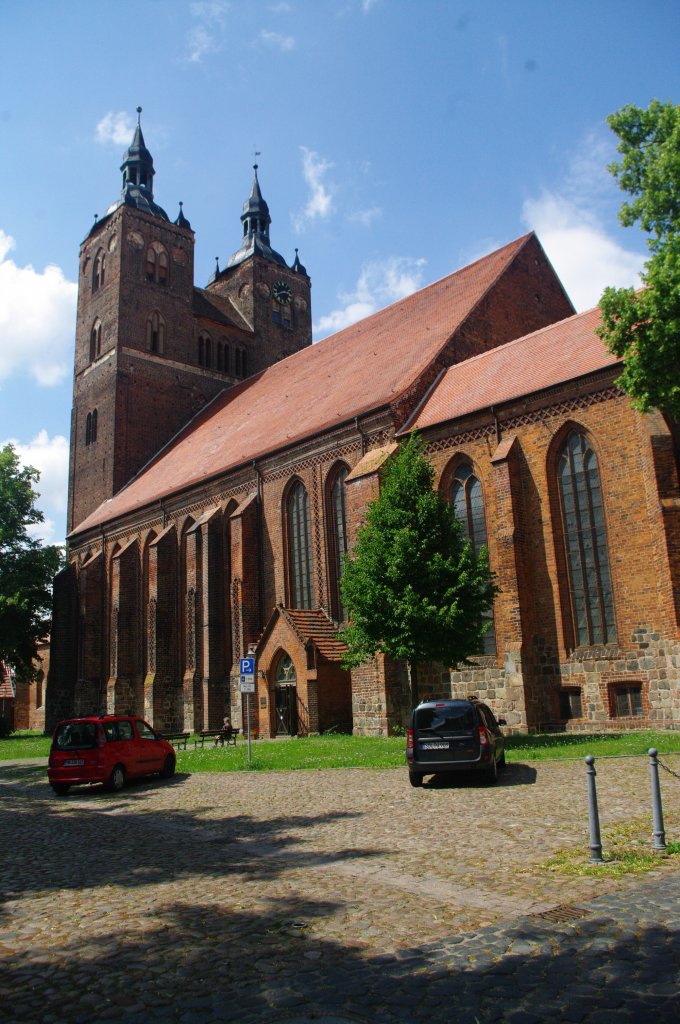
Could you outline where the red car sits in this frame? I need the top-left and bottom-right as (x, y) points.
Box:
(48, 715), (176, 795)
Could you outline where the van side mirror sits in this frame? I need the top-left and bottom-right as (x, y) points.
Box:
(498, 718), (507, 727)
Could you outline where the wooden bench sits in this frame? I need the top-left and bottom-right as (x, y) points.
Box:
(163, 731), (190, 750)
(194, 727), (240, 749)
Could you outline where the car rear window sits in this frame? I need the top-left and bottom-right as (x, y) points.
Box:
(103, 720), (134, 741)
(415, 706), (475, 733)
(53, 722), (99, 750)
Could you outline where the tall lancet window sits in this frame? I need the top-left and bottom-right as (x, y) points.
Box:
(557, 430), (616, 646)
(451, 462), (496, 655)
(287, 482), (313, 609)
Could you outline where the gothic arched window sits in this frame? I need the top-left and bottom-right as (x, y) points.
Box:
(147, 311), (165, 354)
(450, 462), (496, 655)
(146, 243), (168, 285)
(557, 430), (616, 647)
(287, 481), (313, 609)
(85, 409), (98, 446)
(92, 250), (105, 291)
(327, 465), (349, 621)
(89, 319), (102, 362)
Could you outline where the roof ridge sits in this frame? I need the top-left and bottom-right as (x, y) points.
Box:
(312, 232), (534, 349)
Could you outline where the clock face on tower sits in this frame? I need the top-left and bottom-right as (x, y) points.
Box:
(272, 280), (292, 305)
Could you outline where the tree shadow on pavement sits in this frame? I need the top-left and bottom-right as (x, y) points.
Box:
(1, 875), (679, 1024)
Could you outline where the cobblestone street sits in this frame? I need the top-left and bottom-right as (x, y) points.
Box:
(1, 756), (679, 1023)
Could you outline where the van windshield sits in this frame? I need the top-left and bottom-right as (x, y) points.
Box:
(54, 722), (99, 750)
(415, 706), (475, 733)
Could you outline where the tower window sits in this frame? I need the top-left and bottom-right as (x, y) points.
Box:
(92, 250), (106, 291)
(89, 319), (102, 362)
(147, 311), (165, 354)
(146, 243), (168, 285)
(234, 347), (247, 377)
(85, 409), (98, 446)
(198, 332), (212, 367)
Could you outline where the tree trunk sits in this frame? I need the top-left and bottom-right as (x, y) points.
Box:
(407, 660), (420, 707)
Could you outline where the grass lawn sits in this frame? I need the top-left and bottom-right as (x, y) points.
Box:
(2, 728), (679, 771)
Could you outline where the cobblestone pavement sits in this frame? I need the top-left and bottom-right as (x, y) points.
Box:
(1, 756), (679, 1023)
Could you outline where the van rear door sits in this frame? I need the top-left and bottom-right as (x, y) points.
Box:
(414, 705), (479, 763)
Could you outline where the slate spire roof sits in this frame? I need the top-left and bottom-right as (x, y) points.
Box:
(226, 165), (287, 270)
(101, 107), (169, 223)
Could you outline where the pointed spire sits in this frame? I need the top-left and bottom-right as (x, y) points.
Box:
(292, 248), (307, 276)
(241, 164), (271, 244)
(174, 201), (192, 230)
(120, 107), (155, 195)
(115, 107), (169, 222)
(226, 164), (287, 270)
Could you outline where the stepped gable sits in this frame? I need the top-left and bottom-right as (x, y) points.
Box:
(71, 233), (538, 536)
(403, 305), (621, 432)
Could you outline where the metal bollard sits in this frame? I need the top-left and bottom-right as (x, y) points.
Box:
(585, 755), (604, 863)
(648, 748), (667, 851)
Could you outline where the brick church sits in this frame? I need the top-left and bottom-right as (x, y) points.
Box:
(46, 114), (680, 736)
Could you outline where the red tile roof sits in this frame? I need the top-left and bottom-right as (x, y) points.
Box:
(403, 305), (621, 432)
(72, 233), (536, 535)
(281, 609), (347, 661)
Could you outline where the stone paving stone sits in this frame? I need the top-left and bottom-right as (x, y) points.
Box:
(1, 758), (680, 1023)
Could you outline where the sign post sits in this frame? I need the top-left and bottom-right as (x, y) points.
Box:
(239, 654), (256, 763)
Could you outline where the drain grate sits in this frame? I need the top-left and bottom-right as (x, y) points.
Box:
(529, 904), (591, 924)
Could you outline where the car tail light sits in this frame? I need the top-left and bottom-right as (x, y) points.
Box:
(478, 725), (490, 747)
(406, 728), (414, 753)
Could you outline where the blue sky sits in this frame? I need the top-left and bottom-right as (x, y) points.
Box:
(0, 0), (678, 545)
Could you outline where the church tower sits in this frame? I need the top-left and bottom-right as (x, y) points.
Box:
(68, 111), (222, 533)
(205, 165), (312, 370)
(67, 116), (313, 535)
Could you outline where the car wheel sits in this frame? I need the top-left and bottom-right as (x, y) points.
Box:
(485, 756), (499, 783)
(498, 751), (507, 770)
(106, 764), (126, 792)
(51, 783), (70, 796)
(408, 771), (424, 788)
(160, 753), (176, 779)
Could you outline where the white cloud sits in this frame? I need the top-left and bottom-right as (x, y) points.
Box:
(2, 431), (69, 546)
(523, 193), (643, 311)
(293, 148), (335, 231)
(95, 111), (135, 147)
(186, 0), (229, 62)
(522, 131), (644, 311)
(260, 29), (295, 51)
(349, 206), (382, 226)
(0, 230), (76, 387)
(314, 256), (427, 338)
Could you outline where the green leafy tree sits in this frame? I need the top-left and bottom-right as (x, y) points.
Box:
(0, 445), (63, 677)
(597, 100), (680, 418)
(340, 434), (496, 705)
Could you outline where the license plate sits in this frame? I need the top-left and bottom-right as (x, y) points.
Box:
(421, 742), (448, 750)
(63, 759), (85, 766)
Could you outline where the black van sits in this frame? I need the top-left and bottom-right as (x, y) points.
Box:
(406, 698), (507, 787)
